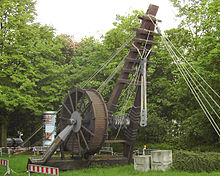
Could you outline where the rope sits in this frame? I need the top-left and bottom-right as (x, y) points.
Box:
(147, 15), (220, 137)
(22, 125), (44, 147)
(174, 56), (220, 120)
(132, 28), (152, 127)
(161, 35), (220, 137)
(81, 32), (136, 89)
(141, 29), (151, 58)
(115, 65), (142, 139)
(163, 37), (220, 136)
(115, 22), (154, 139)
(97, 54), (127, 92)
(148, 14), (219, 107)
(163, 34), (219, 120)
(166, 37), (220, 99)
(115, 29), (152, 138)
(132, 44), (142, 57)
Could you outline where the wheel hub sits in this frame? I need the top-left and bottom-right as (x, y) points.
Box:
(70, 111), (82, 133)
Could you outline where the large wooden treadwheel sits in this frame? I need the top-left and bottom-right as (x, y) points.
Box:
(60, 88), (108, 158)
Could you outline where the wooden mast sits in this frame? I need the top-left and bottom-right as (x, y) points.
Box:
(106, 4), (159, 162)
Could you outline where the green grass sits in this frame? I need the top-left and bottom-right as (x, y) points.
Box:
(0, 154), (220, 176)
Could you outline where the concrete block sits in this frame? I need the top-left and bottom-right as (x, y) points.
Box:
(151, 150), (172, 171)
(151, 162), (171, 171)
(151, 150), (172, 163)
(134, 155), (151, 172)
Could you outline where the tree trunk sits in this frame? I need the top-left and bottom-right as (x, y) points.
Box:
(0, 116), (8, 147)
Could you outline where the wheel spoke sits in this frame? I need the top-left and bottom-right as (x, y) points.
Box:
(62, 102), (72, 115)
(72, 134), (75, 155)
(76, 133), (81, 155)
(68, 91), (74, 112)
(59, 116), (70, 121)
(75, 88), (78, 111)
(80, 130), (89, 150)
(60, 144), (65, 160)
(82, 125), (95, 136)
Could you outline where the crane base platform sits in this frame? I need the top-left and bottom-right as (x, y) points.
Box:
(28, 155), (130, 170)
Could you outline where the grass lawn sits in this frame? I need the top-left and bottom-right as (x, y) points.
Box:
(0, 154), (220, 176)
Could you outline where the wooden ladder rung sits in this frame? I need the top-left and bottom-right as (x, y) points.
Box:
(138, 15), (162, 22)
(118, 78), (151, 86)
(126, 46), (156, 55)
(135, 38), (158, 45)
(104, 140), (127, 143)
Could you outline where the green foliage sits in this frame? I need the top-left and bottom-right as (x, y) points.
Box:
(0, 23), (67, 113)
(191, 144), (220, 153)
(170, 0), (219, 35)
(68, 36), (105, 89)
(0, 0), (78, 143)
(103, 10), (144, 50)
(135, 142), (174, 150)
(0, 0), (36, 53)
(162, 0), (220, 148)
(137, 113), (170, 144)
(172, 150), (220, 172)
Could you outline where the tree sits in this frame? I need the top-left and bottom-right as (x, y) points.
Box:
(0, 0), (36, 147)
(100, 10), (145, 100)
(0, 0), (73, 146)
(166, 0), (220, 148)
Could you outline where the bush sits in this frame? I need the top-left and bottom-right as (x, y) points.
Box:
(191, 144), (220, 152)
(135, 142), (174, 150)
(172, 150), (220, 172)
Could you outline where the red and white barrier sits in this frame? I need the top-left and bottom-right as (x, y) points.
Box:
(0, 159), (10, 175)
(0, 159), (8, 167)
(28, 164), (59, 176)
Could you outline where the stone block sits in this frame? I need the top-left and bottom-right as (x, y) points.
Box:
(151, 162), (172, 171)
(151, 150), (172, 163)
(151, 150), (172, 171)
(134, 155), (151, 172)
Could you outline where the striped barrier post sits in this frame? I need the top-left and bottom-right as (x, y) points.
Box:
(28, 164), (59, 176)
(7, 148), (11, 158)
(0, 159), (10, 175)
(0, 147), (10, 157)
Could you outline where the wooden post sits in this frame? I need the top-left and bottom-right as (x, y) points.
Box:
(0, 117), (8, 147)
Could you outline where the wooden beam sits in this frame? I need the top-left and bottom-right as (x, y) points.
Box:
(104, 140), (127, 143)
(126, 46), (156, 55)
(138, 15), (162, 22)
(134, 38), (158, 45)
(134, 28), (161, 36)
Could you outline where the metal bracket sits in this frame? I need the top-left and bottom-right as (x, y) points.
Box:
(140, 110), (147, 127)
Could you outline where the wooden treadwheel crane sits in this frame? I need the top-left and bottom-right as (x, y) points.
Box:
(28, 4), (160, 170)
